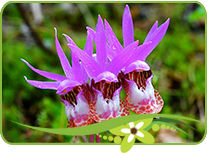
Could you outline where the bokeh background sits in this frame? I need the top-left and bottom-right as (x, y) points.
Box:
(2, 3), (205, 143)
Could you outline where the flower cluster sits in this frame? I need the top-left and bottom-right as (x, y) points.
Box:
(22, 5), (169, 128)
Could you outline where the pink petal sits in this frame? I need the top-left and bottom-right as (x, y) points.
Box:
(144, 21), (158, 43)
(104, 19), (123, 53)
(84, 29), (94, 56)
(24, 76), (59, 90)
(140, 18), (170, 60)
(94, 71), (118, 83)
(107, 41), (139, 75)
(91, 87), (126, 122)
(106, 44), (117, 60)
(62, 90), (92, 127)
(56, 79), (81, 95)
(124, 60), (151, 74)
(54, 28), (72, 77)
(123, 77), (164, 114)
(62, 34), (76, 45)
(122, 5), (134, 47)
(63, 34), (88, 83)
(68, 44), (102, 79)
(21, 58), (67, 81)
(95, 15), (107, 67)
(86, 26), (96, 40)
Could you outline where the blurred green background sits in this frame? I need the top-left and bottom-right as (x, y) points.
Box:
(1, 3), (205, 143)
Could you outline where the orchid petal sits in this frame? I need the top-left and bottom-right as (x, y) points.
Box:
(24, 76), (59, 90)
(63, 34), (85, 82)
(95, 71), (118, 83)
(62, 34), (76, 45)
(84, 29), (94, 56)
(86, 26), (96, 40)
(63, 34), (88, 83)
(95, 15), (107, 66)
(64, 90), (92, 127)
(77, 64), (88, 83)
(104, 19), (123, 52)
(141, 18), (170, 60)
(122, 5), (134, 47)
(21, 59), (66, 81)
(124, 60), (151, 74)
(68, 44), (102, 79)
(54, 28), (72, 77)
(144, 21), (158, 43)
(56, 79), (81, 95)
(92, 86), (123, 122)
(126, 41), (152, 65)
(107, 41), (139, 75)
(106, 44), (117, 61)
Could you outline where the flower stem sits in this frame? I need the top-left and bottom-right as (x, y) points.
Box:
(89, 134), (94, 143)
(96, 134), (101, 143)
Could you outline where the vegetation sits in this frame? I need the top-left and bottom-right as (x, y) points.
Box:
(2, 3), (205, 143)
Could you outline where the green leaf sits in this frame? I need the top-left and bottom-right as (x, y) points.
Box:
(121, 135), (135, 153)
(13, 114), (200, 136)
(136, 130), (155, 144)
(154, 117), (196, 130)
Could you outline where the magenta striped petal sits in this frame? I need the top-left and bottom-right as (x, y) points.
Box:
(104, 19), (123, 53)
(122, 5), (134, 47)
(95, 71), (118, 83)
(21, 59), (67, 81)
(124, 60), (151, 74)
(86, 26), (96, 40)
(24, 76), (59, 90)
(62, 34), (79, 71)
(54, 28), (72, 77)
(131, 41), (152, 62)
(62, 34), (76, 45)
(56, 79), (81, 95)
(144, 20), (158, 43)
(106, 44), (117, 61)
(140, 18), (170, 60)
(84, 29), (94, 56)
(63, 34), (88, 83)
(95, 15), (107, 67)
(107, 41), (139, 75)
(68, 44), (102, 79)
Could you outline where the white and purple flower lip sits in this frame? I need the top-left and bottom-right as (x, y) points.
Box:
(22, 5), (169, 127)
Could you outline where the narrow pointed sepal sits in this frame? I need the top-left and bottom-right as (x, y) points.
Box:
(54, 28), (72, 77)
(21, 58), (66, 81)
(122, 5), (134, 47)
(24, 76), (59, 90)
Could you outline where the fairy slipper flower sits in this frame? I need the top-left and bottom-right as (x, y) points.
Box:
(22, 28), (94, 127)
(119, 62), (164, 114)
(67, 16), (147, 122)
(105, 5), (169, 114)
